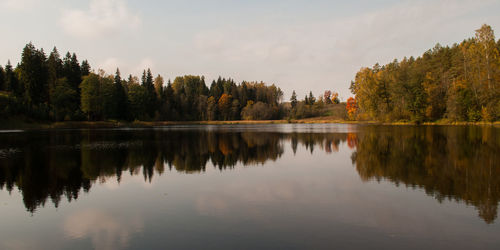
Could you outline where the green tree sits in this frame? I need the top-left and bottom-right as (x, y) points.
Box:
(81, 60), (91, 76)
(80, 73), (102, 120)
(128, 83), (149, 120)
(50, 78), (78, 121)
(4, 61), (20, 97)
(113, 68), (128, 120)
(18, 43), (49, 107)
(290, 90), (297, 109)
(0, 66), (4, 91)
(142, 69), (157, 118)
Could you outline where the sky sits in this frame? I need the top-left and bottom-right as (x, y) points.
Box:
(1, 0), (500, 100)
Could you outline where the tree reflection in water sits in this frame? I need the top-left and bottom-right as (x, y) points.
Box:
(0, 126), (498, 223)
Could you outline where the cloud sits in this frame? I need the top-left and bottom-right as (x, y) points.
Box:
(192, 0), (498, 100)
(0, 0), (38, 11)
(60, 0), (141, 39)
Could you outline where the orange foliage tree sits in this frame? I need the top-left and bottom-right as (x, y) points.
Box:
(346, 97), (357, 120)
(218, 93), (232, 120)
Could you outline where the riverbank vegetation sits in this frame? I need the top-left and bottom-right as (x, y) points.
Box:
(0, 43), (341, 123)
(1, 24), (499, 125)
(350, 24), (500, 123)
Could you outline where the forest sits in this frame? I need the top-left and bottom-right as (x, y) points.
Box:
(0, 42), (342, 122)
(0, 24), (499, 123)
(350, 24), (500, 122)
(0, 43), (289, 122)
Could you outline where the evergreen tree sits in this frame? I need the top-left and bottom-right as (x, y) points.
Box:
(4, 61), (20, 96)
(18, 43), (49, 106)
(0, 66), (4, 91)
(290, 90), (298, 109)
(114, 68), (128, 120)
(81, 60), (91, 76)
(308, 91), (316, 105)
(47, 47), (63, 103)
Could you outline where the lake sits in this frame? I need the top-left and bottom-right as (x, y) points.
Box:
(0, 124), (499, 250)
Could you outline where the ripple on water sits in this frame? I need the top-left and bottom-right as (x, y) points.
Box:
(0, 130), (24, 133)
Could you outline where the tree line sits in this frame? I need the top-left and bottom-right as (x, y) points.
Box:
(0, 42), (346, 122)
(350, 24), (500, 122)
(0, 43), (297, 121)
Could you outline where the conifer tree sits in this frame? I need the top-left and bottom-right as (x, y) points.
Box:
(18, 43), (49, 106)
(114, 68), (128, 120)
(4, 61), (20, 96)
(290, 90), (298, 109)
(0, 66), (4, 91)
(81, 60), (91, 76)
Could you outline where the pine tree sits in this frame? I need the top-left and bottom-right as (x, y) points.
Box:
(4, 61), (20, 96)
(18, 43), (49, 106)
(81, 60), (91, 76)
(47, 47), (63, 101)
(114, 68), (128, 120)
(290, 90), (297, 109)
(308, 91), (315, 105)
(141, 68), (157, 118)
(0, 66), (4, 91)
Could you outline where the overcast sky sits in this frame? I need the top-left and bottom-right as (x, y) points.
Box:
(1, 0), (499, 100)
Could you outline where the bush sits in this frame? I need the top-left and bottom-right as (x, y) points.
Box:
(241, 101), (274, 120)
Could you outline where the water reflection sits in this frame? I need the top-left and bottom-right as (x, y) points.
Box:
(0, 125), (498, 224)
(64, 209), (143, 250)
(352, 126), (500, 224)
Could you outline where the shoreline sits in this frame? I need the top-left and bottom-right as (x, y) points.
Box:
(1, 119), (499, 130)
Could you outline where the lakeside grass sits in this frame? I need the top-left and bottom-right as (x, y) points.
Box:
(1, 118), (499, 130)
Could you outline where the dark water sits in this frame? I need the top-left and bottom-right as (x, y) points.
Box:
(0, 124), (499, 250)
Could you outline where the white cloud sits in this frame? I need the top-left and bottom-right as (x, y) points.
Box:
(0, 0), (38, 11)
(60, 0), (141, 39)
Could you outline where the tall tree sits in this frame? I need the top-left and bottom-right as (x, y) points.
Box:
(4, 61), (20, 96)
(81, 60), (91, 76)
(113, 68), (128, 120)
(290, 90), (298, 109)
(18, 43), (49, 106)
(0, 66), (4, 91)
(47, 47), (63, 103)
(80, 73), (101, 121)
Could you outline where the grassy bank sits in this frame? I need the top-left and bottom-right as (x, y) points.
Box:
(1, 118), (499, 130)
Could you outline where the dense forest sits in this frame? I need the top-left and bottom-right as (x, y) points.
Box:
(0, 43), (341, 122)
(350, 24), (500, 122)
(1, 24), (499, 123)
(0, 43), (290, 121)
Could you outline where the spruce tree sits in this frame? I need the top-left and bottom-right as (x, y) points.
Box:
(18, 43), (49, 106)
(0, 66), (4, 91)
(290, 90), (297, 109)
(4, 61), (19, 96)
(141, 68), (157, 118)
(114, 68), (128, 120)
(81, 60), (91, 76)
(47, 47), (63, 97)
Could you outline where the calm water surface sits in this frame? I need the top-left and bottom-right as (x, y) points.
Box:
(0, 124), (499, 249)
